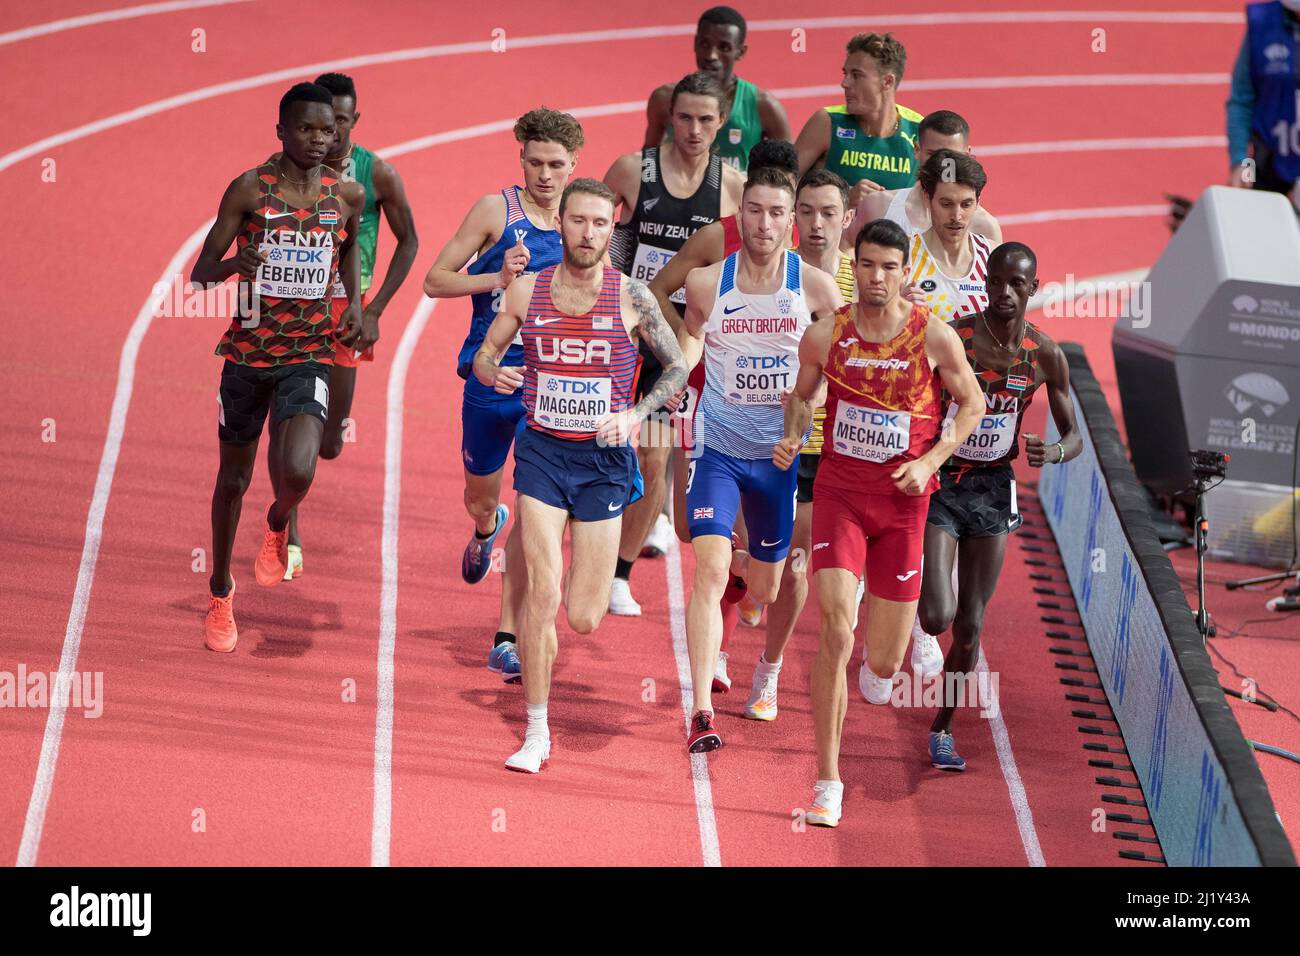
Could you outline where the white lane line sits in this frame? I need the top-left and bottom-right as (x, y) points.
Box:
(665, 538), (722, 867)
(0, 1), (1236, 175)
(1001, 204), (1169, 227)
(772, 73), (1227, 103)
(752, 12), (1241, 28)
(979, 134), (1225, 157)
(0, 0), (253, 46)
(15, 220), (213, 867)
(371, 296), (435, 868)
(977, 648), (1046, 867)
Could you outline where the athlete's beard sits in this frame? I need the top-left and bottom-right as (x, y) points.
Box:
(564, 239), (608, 269)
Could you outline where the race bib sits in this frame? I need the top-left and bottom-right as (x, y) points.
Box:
(671, 379), (701, 422)
(831, 401), (910, 462)
(256, 238), (332, 299)
(721, 351), (795, 406)
(632, 243), (685, 304)
(533, 371), (612, 433)
(946, 403), (1018, 462)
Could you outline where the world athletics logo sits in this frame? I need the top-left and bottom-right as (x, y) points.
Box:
(1149, 645), (1173, 812)
(1110, 553), (1138, 704)
(1193, 751), (1221, 866)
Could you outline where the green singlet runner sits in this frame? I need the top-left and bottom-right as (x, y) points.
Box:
(821, 103), (923, 191)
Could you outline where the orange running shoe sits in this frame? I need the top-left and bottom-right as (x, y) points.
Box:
(738, 592), (763, 628)
(205, 580), (238, 652)
(255, 525), (289, 586)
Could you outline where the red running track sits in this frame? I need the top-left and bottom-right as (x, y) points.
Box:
(0, 0), (1270, 866)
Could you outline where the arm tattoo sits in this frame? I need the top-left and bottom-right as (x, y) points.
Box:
(629, 279), (687, 418)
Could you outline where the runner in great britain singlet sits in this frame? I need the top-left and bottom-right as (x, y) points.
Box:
(687, 250), (813, 562)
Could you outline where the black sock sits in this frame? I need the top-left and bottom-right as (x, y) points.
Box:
(475, 514), (498, 540)
(494, 631), (515, 647)
(267, 505), (287, 533)
(615, 557), (634, 580)
(211, 581), (232, 599)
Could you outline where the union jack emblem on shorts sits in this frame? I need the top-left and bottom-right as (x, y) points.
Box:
(693, 507), (714, 519)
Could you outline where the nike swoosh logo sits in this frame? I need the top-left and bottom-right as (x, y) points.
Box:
(608, 501), (621, 512)
(723, 305), (746, 315)
(534, 317), (562, 326)
(760, 538), (782, 548)
(896, 570), (919, 582)
(264, 211), (298, 220)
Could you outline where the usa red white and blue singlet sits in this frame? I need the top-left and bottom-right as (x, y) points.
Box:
(521, 265), (639, 441)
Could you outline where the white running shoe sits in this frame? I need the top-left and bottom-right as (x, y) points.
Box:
(608, 577), (642, 616)
(712, 651), (732, 694)
(283, 544), (303, 582)
(806, 780), (844, 828)
(640, 513), (674, 558)
(505, 736), (551, 773)
(744, 661), (780, 721)
(859, 664), (895, 705)
(851, 577), (865, 631)
(910, 619), (944, 679)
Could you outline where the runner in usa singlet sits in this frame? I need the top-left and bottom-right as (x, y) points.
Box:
(520, 265), (639, 439)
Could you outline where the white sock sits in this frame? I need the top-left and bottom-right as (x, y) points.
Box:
(526, 703), (549, 742)
(757, 654), (782, 674)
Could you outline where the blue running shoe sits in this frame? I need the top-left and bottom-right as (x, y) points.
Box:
(487, 641), (522, 684)
(462, 503), (509, 584)
(929, 731), (967, 771)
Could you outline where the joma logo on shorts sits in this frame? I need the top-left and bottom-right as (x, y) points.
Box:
(536, 338), (612, 364)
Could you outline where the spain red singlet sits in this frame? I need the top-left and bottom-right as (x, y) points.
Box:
(521, 265), (639, 441)
(818, 303), (943, 496)
(216, 162), (347, 367)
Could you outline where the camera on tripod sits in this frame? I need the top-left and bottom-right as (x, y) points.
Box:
(1189, 448), (1229, 482)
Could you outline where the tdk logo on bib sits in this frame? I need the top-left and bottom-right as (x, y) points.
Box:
(267, 247), (326, 265)
(735, 355), (790, 370)
(979, 416), (1008, 429)
(546, 377), (603, 394)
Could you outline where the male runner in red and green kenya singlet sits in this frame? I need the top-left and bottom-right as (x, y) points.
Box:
(191, 82), (368, 653)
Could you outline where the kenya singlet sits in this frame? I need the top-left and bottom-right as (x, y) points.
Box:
(520, 266), (639, 441)
(818, 304), (942, 495)
(458, 186), (563, 379)
(698, 251), (814, 459)
(216, 162), (347, 367)
(941, 313), (1047, 469)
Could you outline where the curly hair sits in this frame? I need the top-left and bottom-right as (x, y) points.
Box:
(845, 32), (907, 82)
(514, 107), (585, 153)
